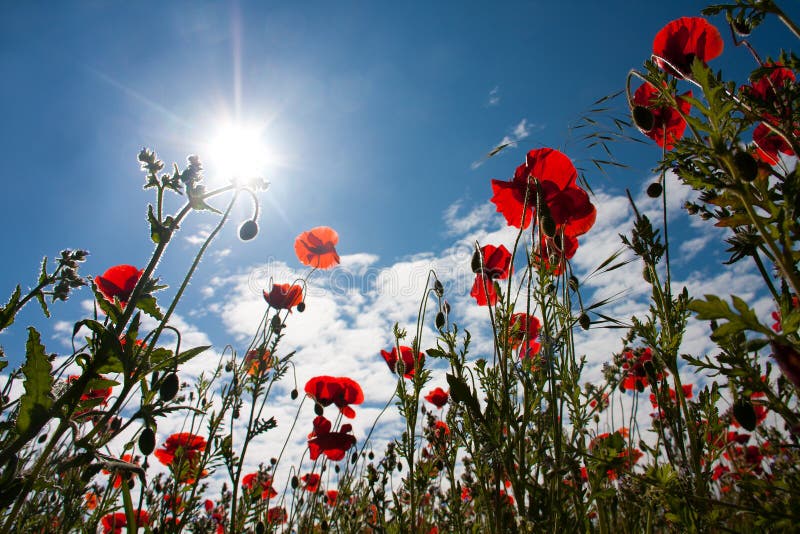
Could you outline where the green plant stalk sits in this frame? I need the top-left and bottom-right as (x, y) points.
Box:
(121, 473), (138, 534)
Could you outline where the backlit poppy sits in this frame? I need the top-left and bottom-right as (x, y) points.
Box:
(295, 226), (340, 269)
(470, 274), (499, 306)
(304, 376), (364, 419)
(267, 507), (287, 524)
(380, 346), (424, 379)
(301, 473), (321, 492)
(472, 244), (512, 279)
(424, 387), (449, 408)
(307, 416), (357, 461)
(244, 348), (272, 376)
(95, 265), (143, 307)
(326, 489), (339, 506)
(652, 17), (723, 77)
(633, 82), (692, 150)
(262, 283), (304, 310)
(242, 472), (278, 500)
(68, 374), (113, 417)
(154, 432), (207, 483)
(100, 511), (150, 534)
(508, 313), (542, 358)
(753, 121), (794, 165)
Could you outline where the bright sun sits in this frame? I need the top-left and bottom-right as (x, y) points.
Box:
(206, 121), (271, 183)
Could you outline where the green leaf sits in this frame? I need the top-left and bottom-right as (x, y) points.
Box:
(147, 204), (162, 244)
(135, 296), (163, 321)
(17, 327), (53, 434)
(446, 373), (483, 422)
(34, 292), (50, 318)
(425, 348), (446, 358)
(0, 285), (21, 331)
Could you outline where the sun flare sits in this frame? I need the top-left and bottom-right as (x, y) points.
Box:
(206, 121), (271, 183)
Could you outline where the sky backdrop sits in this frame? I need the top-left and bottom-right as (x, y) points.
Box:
(2, 0), (799, 498)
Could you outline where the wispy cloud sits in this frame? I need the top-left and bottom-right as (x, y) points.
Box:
(471, 118), (536, 170)
(487, 86), (500, 107)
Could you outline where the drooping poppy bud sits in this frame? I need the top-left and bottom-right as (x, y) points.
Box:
(139, 427), (156, 456)
(734, 151), (758, 182)
(646, 182), (663, 198)
(159, 373), (180, 402)
(632, 105), (655, 132)
(239, 220), (259, 241)
(733, 399), (757, 431)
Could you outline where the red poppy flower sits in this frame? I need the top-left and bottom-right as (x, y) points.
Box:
(244, 349), (272, 376)
(242, 472), (278, 500)
(424, 387), (449, 408)
(537, 233), (579, 275)
(326, 489), (339, 506)
(491, 148), (595, 235)
(652, 17), (723, 77)
(304, 376), (364, 419)
(295, 226), (340, 269)
(508, 313), (542, 358)
(618, 347), (666, 392)
(84, 492), (99, 510)
(633, 82), (692, 150)
(267, 507), (287, 524)
(68, 374), (113, 417)
(301, 473), (321, 493)
(100, 511), (150, 534)
(380, 346), (424, 379)
(649, 384), (694, 408)
(102, 454), (135, 489)
(154, 433), (207, 483)
(753, 121), (795, 165)
(472, 244), (512, 279)
(470, 274), (499, 306)
(433, 420), (450, 438)
(95, 265), (144, 307)
(307, 416), (357, 461)
(263, 283), (304, 310)
(745, 64), (796, 104)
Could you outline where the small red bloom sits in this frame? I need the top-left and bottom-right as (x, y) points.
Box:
(154, 433), (207, 483)
(242, 472), (278, 500)
(204, 499), (214, 513)
(326, 489), (339, 506)
(424, 387), (449, 408)
(304, 376), (364, 419)
(633, 82), (692, 150)
(84, 492), (99, 510)
(381, 346), (424, 379)
(508, 313), (542, 358)
(263, 283), (304, 310)
(102, 454), (135, 489)
(295, 226), (340, 269)
(95, 265), (143, 307)
(68, 374), (113, 417)
(470, 274), (499, 306)
(267, 506), (287, 524)
(100, 511), (150, 534)
(619, 348), (666, 392)
(753, 121), (795, 165)
(307, 416), (357, 461)
(652, 17), (723, 77)
(472, 244), (512, 279)
(244, 349), (272, 376)
(537, 233), (579, 275)
(301, 473), (321, 493)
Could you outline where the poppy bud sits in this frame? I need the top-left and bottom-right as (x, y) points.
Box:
(225, 362), (233, 372)
(291, 476), (299, 489)
(233, 409), (240, 419)
(138, 427), (156, 456)
(733, 399), (757, 431)
(433, 279), (444, 297)
(540, 215), (556, 238)
(297, 301), (306, 313)
(351, 453), (358, 465)
(256, 522), (265, 534)
(578, 313), (590, 331)
(271, 315), (282, 331)
(435, 312), (445, 330)
(111, 417), (122, 431)
(368, 451), (374, 460)
(636, 380), (645, 393)
(646, 182), (663, 198)
(397, 462), (403, 472)
(734, 151), (758, 182)
(632, 105), (655, 133)
(290, 389), (298, 400)
(270, 457), (277, 465)
(732, 17), (751, 37)
(238, 220), (259, 241)
(443, 301), (451, 314)
(471, 249), (482, 274)
(160, 373), (180, 402)
(569, 275), (579, 292)
(314, 403), (324, 416)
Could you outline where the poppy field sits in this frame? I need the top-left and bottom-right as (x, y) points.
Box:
(2, 2), (800, 533)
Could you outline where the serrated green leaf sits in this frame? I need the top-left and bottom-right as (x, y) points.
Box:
(17, 328), (53, 434)
(0, 285), (21, 331)
(446, 373), (482, 422)
(135, 296), (163, 321)
(34, 292), (50, 318)
(38, 257), (48, 285)
(426, 348), (446, 358)
(688, 295), (735, 321)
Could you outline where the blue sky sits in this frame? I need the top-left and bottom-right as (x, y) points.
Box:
(1, 0), (799, 495)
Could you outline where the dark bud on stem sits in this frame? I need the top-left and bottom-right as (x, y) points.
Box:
(291, 476), (299, 489)
(568, 275), (579, 292)
(255, 522), (265, 534)
(290, 389), (299, 400)
(646, 182), (663, 198)
(368, 451), (374, 460)
(443, 301), (451, 314)
(335, 464), (340, 473)
(297, 301), (306, 313)
(632, 105), (655, 133)
(733, 399), (757, 431)
(540, 215), (556, 238)
(238, 220), (259, 241)
(471, 249), (482, 274)
(435, 312), (446, 330)
(314, 403), (324, 416)
(351, 453), (358, 465)
(433, 280), (444, 297)
(138, 427), (156, 456)
(160, 373), (180, 402)
(578, 313), (590, 331)
(271, 315), (282, 331)
(734, 151), (758, 182)
(732, 17), (751, 37)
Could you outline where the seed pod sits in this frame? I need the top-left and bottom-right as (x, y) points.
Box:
(732, 17), (751, 37)
(733, 399), (757, 431)
(368, 451), (374, 460)
(314, 403), (324, 416)
(578, 313), (590, 331)
(471, 249), (482, 274)
(646, 182), (663, 198)
(238, 220), (259, 241)
(160, 373), (180, 402)
(433, 280), (444, 297)
(291, 476), (299, 489)
(290, 389), (299, 400)
(734, 151), (758, 182)
(435, 312), (445, 330)
(632, 105), (655, 132)
(138, 427), (156, 456)
(297, 301), (306, 313)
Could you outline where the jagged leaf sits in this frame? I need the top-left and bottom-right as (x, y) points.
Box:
(17, 327), (53, 434)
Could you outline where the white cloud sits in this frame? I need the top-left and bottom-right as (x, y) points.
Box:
(471, 118), (538, 169)
(487, 86), (500, 107)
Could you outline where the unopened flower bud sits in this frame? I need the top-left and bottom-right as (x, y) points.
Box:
(434, 280), (444, 297)
(632, 105), (655, 132)
(646, 182), (663, 198)
(471, 249), (482, 274)
(578, 313), (590, 331)
(733, 399), (757, 431)
(138, 427), (156, 456)
(290, 389), (299, 400)
(291, 476), (299, 489)
(314, 403), (324, 416)
(297, 301), (306, 313)
(734, 151), (758, 182)
(540, 215), (556, 237)
(238, 220), (259, 241)
(435, 312), (445, 330)
(159, 373), (180, 402)
(732, 17), (751, 37)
